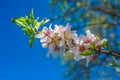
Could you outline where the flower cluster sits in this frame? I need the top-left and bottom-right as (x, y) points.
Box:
(35, 24), (107, 66)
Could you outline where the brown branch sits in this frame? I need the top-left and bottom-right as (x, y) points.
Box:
(100, 50), (120, 58)
(90, 7), (119, 17)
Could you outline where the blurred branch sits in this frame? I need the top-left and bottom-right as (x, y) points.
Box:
(90, 6), (119, 17)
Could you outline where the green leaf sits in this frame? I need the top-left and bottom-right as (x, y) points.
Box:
(12, 18), (26, 27)
(96, 35), (101, 40)
(22, 27), (27, 31)
(103, 41), (108, 47)
(65, 47), (69, 52)
(79, 50), (92, 56)
(44, 19), (50, 23)
(35, 19), (49, 30)
(34, 17), (39, 25)
(103, 41), (110, 50)
(17, 17), (27, 21)
(12, 9), (49, 48)
(29, 35), (35, 48)
(109, 63), (119, 67)
(30, 9), (34, 24)
(109, 62), (120, 67)
(90, 42), (95, 50)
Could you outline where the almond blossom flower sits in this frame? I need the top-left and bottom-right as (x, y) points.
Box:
(36, 24), (65, 58)
(35, 24), (107, 67)
(72, 30), (95, 60)
(35, 25), (53, 48)
(46, 31), (63, 58)
(71, 30), (106, 66)
(60, 24), (78, 48)
(95, 39), (107, 51)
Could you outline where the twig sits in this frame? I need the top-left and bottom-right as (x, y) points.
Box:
(100, 50), (120, 58)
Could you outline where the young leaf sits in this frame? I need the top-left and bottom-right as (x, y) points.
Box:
(90, 42), (95, 50)
(109, 63), (119, 67)
(96, 35), (100, 40)
(35, 19), (50, 30)
(12, 9), (48, 47)
(79, 50), (92, 56)
(103, 41), (110, 50)
(30, 9), (34, 24)
(12, 18), (26, 27)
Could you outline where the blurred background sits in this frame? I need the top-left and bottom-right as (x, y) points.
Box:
(0, 0), (120, 80)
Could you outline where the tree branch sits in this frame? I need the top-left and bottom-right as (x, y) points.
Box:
(100, 50), (120, 58)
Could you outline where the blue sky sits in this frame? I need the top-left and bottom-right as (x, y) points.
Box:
(1, 0), (120, 80)
(0, 0), (65, 80)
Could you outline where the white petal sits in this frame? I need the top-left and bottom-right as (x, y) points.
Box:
(86, 56), (92, 67)
(50, 32), (55, 37)
(66, 40), (69, 45)
(59, 40), (65, 47)
(71, 32), (78, 38)
(41, 43), (47, 48)
(86, 30), (91, 34)
(79, 35), (85, 44)
(46, 44), (55, 58)
(46, 37), (51, 43)
(49, 24), (53, 31)
(86, 30), (95, 39)
(35, 34), (44, 38)
(101, 39), (107, 44)
(43, 26), (48, 31)
(71, 46), (78, 55)
(55, 24), (59, 30)
(84, 43), (90, 49)
(48, 43), (55, 53)
(79, 34), (85, 39)
(66, 23), (71, 31)
(40, 37), (47, 42)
